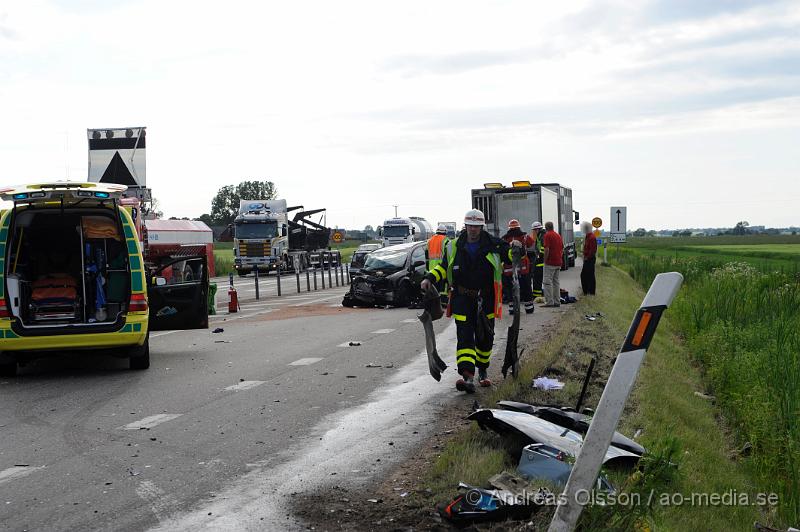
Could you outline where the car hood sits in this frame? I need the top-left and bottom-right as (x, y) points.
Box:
(469, 409), (641, 467)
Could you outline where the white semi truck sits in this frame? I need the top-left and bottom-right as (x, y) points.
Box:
(232, 200), (340, 275)
(378, 216), (433, 247)
(471, 181), (578, 269)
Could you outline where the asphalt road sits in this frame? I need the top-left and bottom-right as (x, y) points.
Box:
(0, 266), (582, 531)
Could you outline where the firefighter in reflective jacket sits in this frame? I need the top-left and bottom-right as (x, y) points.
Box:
(427, 224), (450, 298)
(421, 209), (520, 393)
(528, 221), (545, 299)
(502, 219), (535, 314)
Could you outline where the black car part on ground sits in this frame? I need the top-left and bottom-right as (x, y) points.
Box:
(439, 483), (536, 525)
(469, 409), (642, 468)
(496, 401), (645, 456)
(419, 311), (447, 381)
(502, 249), (523, 378)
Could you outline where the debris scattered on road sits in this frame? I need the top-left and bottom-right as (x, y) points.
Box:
(366, 498), (382, 504)
(365, 363), (382, 368)
(214, 340), (231, 343)
(212, 328), (224, 333)
(348, 341), (361, 346)
(531, 376), (565, 390)
(346, 375), (357, 379)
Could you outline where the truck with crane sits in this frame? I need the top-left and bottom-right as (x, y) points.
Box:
(231, 200), (340, 276)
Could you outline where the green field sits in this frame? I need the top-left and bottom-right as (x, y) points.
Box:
(612, 239), (800, 526)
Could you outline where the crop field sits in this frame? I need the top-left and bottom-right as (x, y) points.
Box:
(613, 240), (800, 526)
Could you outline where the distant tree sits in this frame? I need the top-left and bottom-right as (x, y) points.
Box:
(210, 180), (278, 226)
(148, 196), (164, 219)
(672, 231), (681, 237)
(680, 230), (692, 237)
(733, 221), (750, 235)
(196, 213), (214, 226)
(646, 230), (657, 237)
(633, 227), (647, 237)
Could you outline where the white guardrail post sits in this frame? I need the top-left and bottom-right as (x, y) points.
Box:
(548, 272), (683, 532)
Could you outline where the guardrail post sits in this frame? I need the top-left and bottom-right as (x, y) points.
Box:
(296, 269), (301, 293)
(276, 266), (282, 297)
(345, 264), (350, 284)
(313, 268), (318, 290)
(306, 269), (311, 292)
(321, 264), (325, 289)
(327, 253), (333, 287)
(334, 253), (339, 287)
(254, 266), (260, 300)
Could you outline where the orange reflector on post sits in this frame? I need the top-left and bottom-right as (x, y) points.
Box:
(631, 311), (652, 346)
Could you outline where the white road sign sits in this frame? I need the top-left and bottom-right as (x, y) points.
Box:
(610, 206), (627, 234)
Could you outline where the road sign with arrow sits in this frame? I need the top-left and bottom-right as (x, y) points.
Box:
(610, 206), (627, 243)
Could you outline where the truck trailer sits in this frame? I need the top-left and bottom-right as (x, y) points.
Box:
(471, 181), (578, 268)
(232, 200), (340, 275)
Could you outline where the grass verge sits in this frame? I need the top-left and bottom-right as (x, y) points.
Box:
(416, 265), (766, 530)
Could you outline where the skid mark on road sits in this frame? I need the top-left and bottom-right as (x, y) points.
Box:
(136, 480), (178, 523)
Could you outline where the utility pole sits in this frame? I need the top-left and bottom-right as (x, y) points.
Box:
(393, 205), (398, 217)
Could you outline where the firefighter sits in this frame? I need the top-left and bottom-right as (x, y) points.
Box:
(528, 221), (545, 300)
(421, 209), (520, 393)
(501, 219), (535, 314)
(427, 224), (450, 298)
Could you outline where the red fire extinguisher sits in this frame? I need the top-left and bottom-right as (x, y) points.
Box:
(228, 286), (239, 313)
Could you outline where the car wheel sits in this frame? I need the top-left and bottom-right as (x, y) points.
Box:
(342, 294), (356, 308)
(0, 356), (17, 378)
(129, 334), (150, 370)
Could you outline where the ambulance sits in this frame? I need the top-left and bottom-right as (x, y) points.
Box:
(0, 182), (208, 377)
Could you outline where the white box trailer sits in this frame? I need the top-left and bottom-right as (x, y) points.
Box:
(471, 181), (577, 268)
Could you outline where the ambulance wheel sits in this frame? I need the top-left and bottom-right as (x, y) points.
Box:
(0, 357), (17, 378)
(129, 335), (150, 370)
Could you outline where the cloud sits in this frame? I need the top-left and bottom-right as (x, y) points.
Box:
(381, 45), (558, 77)
(641, 0), (787, 24)
(0, 12), (18, 40)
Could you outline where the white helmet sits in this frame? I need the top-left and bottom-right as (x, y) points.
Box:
(531, 221), (543, 230)
(436, 223), (448, 234)
(464, 209), (486, 226)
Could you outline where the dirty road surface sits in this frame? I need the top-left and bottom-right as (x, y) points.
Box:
(0, 268), (580, 531)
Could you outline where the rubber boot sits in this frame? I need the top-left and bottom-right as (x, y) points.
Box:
(455, 372), (476, 394)
(478, 368), (492, 387)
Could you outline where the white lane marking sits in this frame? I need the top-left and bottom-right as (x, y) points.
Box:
(118, 414), (183, 430)
(288, 357), (323, 366)
(290, 294), (343, 307)
(224, 380), (266, 391)
(151, 330), (181, 338)
(136, 480), (178, 523)
(371, 328), (396, 334)
(338, 341), (364, 347)
(0, 465), (46, 485)
(401, 318), (418, 323)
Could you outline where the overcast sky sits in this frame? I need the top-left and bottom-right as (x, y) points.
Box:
(1, 0), (798, 231)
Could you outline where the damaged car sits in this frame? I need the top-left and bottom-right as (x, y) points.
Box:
(348, 243), (382, 278)
(342, 241), (427, 308)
